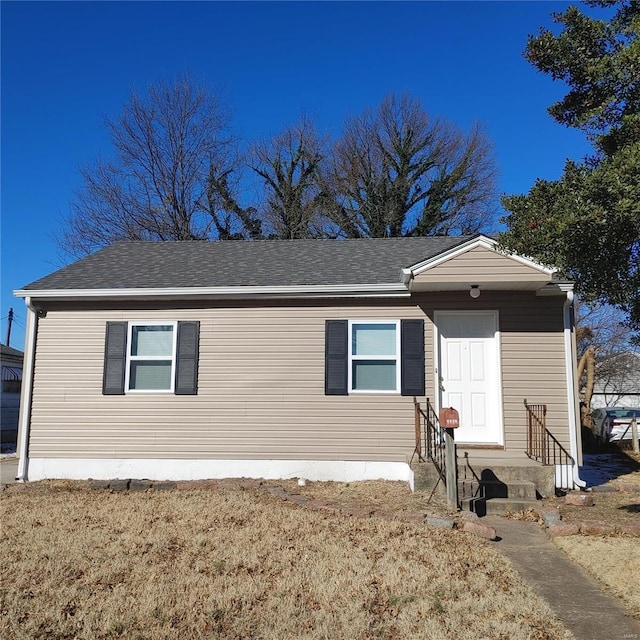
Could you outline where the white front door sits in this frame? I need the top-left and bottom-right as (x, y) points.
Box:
(436, 311), (503, 445)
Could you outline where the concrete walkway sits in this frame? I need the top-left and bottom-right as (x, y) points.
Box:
(484, 516), (640, 640)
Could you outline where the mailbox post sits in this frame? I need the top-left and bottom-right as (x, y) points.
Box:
(439, 407), (459, 509)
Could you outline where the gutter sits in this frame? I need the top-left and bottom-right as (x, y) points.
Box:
(13, 282), (411, 302)
(15, 297), (38, 482)
(563, 290), (586, 489)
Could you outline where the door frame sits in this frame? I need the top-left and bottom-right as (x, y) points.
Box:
(433, 310), (505, 446)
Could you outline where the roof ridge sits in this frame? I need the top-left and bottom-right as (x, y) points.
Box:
(109, 235), (477, 245)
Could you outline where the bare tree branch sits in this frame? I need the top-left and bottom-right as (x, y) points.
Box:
(575, 299), (636, 408)
(329, 93), (498, 238)
(249, 118), (334, 239)
(58, 74), (242, 257)
(58, 86), (499, 256)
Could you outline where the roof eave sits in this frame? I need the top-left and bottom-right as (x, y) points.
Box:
(13, 283), (412, 302)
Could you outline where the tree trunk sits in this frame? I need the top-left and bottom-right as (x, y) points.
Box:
(578, 347), (596, 429)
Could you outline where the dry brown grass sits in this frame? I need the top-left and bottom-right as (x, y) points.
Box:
(554, 536), (640, 620)
(0, 481), (571, 640)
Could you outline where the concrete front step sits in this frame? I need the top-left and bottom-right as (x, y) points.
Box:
(412, 461), (445, 494)
(457, 462), (555, 498)
(459, 479), (538, 501)
(411, 458), (555, 516)
(461, 496), (539, 517)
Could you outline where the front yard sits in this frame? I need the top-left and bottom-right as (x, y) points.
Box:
(0, 481), (570, 640)
(546, 449), (640, 621)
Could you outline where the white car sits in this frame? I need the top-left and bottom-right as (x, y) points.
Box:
(591, 407), (640, 444)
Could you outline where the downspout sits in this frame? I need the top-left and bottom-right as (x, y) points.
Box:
(563, 290), (586, 489)
(16, 297), (38, 482)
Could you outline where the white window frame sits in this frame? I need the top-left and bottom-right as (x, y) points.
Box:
(348, 319), (401, 394)
(124, 321), (178, 393)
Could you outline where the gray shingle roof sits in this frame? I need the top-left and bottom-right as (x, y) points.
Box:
(21, 236), (475, 290)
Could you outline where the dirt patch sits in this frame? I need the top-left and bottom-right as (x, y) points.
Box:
(281, 478), (456, 518)
(556, 450), (640, 529)
(542, 490), (640, 530)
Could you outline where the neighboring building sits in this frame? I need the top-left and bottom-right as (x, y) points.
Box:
(591, 351), (640, 409)
(13, 235), (583, 490)
(1, 343), (23, 451)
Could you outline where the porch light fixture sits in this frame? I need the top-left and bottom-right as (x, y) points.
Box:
(469, 285), (480, 299)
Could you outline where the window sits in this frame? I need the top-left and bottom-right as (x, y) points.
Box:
(349, 321), (400, 392)
(103, 321), (199, 395)
(325, 319), (424, 396)
(126, 323), (176, 392)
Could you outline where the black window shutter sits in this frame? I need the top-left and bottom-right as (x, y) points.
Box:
(175, 321), (200, 395)
(401, 319), (425, 396)
(103, 322), (127, 395)
(325, 320), (348, 395)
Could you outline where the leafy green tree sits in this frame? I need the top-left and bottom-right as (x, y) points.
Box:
(525, 0), (640, 156)
(500, 0), (640, 333)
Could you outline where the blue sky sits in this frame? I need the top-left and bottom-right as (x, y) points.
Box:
(1, 1), (593, 349)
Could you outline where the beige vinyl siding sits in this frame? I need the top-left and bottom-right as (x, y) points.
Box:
(28, 292), (572, 461)
(413, 246), (551, 284)
(418, 292), (570, 451)
(29, 303), (424, 461)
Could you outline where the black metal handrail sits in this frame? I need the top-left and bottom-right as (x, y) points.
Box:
(458, 451), (483, 500)
(524, 399), (575, 490)
(414, 399), (446, 484)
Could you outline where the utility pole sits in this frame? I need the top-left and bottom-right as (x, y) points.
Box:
(5, 307), (13, 347)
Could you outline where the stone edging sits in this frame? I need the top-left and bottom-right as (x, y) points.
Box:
(82, 477), (500, 540)
(539, 496), (640, 538)
(7, 478), (639, 540)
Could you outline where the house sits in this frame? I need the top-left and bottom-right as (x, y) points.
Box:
(591, 351), (640, 409)
(1, 343), (23, 452)
(13, 235), (584, 494)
